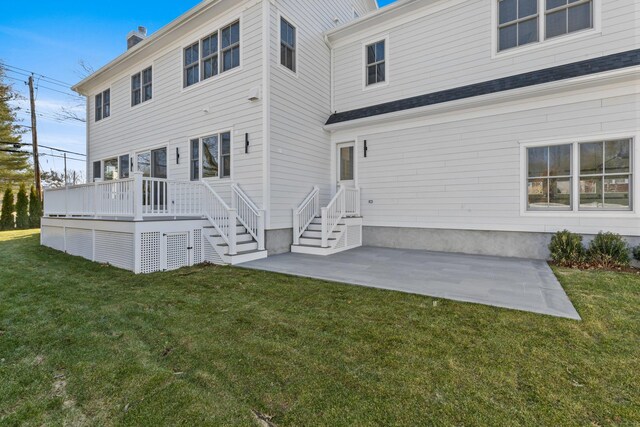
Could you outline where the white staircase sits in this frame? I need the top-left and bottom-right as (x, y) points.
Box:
(291, 186), (363, 256)
(201, 182), (267, 265)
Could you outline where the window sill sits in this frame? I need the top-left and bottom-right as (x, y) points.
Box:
(278, 63), (298, 78)
(521, 210), (637, 218)
(181, 65), (243, 93)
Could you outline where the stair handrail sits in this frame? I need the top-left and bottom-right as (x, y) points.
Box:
(201, 181), (237, 256)
(231, 184), (265, 251)
(293, 186), (320, 245)
(321, 186), (346, 248)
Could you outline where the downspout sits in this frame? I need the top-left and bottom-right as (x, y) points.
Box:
(324, 34), (335, 114)
(262, 0), (272, 230)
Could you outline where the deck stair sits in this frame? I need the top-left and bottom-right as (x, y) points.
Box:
(291, 185), (363, 256)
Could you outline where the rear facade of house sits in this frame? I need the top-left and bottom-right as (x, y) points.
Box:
(41, 0), (640, 273)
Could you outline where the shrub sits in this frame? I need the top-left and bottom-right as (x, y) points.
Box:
(587, 232), (630, 269)
(15, 184), (29, 229)
(28, 186), (41, 228)
(549, 230), (585, 267)
(0, 187), (15, 231)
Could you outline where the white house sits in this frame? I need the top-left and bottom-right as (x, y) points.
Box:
(41, 0), (640, 273)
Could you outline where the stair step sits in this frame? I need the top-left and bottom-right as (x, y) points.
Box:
(299, 237), (336, 246)
(218, 241), (259, 254)
(203, 225), (247, 234)
(208, 233), (253, 243)
(310, 218), (345, 226)
(302, 230), (340, 239)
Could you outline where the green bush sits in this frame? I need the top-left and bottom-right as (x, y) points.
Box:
(587, 232), (630, 268)
(15, 184), (29, 229)
(0, 187), (15, 231)
(28, 186), (41, 228)
(549, 230), (586, 267)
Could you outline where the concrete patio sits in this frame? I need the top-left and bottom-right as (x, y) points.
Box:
(240, 247), (581, 320)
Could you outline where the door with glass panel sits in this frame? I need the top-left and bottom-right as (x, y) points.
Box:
(137, 148), (167, 213)
(337, 142), (356, 189)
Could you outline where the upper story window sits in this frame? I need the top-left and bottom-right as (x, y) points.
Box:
(545, 0), (593, 39)
(132, 67), (152, 106)
(221, 21), (240, 72)
(184, 42), (200, 87)
(497, 0), (594, 52)
(95, 89), (110, 122)
(280, 18), (297, 73)
(184, 20), (240, 88)
(498, 0), (539, 51)
(366, 40), (386, 86)
(525, 138), (633, 212)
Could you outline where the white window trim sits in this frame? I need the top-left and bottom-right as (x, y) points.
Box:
(130, 63), (154, 109)
(134, 145), (170, 180)
(278, 12), (299, 78)
(94, 88), (111, 123)
(181, 17), (243, 92)
(188, 129), (235, 181)
(519, 132), (638, 217)
(491, 0), (602, 59)
(362, 34), (390, 92)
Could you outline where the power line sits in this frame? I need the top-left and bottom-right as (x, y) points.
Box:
(1, 63), (75, 88)
(0, 148), (84, 163)
(0, 141), (86, 156)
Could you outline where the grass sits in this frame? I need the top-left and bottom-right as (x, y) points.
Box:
(0, 229), (638, 426)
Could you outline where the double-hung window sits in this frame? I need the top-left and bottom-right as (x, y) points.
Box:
(95, 89), (110, 121)
(579, 140), (631, 210)
(184, 20), (240, 88)
(93, 161), (102, 181)
(497, 0), (594, 52)
(132, 67), (152, 106)
(201, 32), (219, 80)
(190, 131), (232, 180)
(526, 139), (633, 212)
(221, 21), (240, 72)
(498, 0), (539, 51)
(527, 144), (572, 210)
(119, 154), (130, 179)
(280, 18), (296, 73)
(545, 0), (593, 39)
(184, 42), (200, 87)
(366, 40), (386, 86)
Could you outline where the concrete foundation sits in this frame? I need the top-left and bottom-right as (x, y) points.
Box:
(265, 228), (293, 255)
(363, 226), (555, 260)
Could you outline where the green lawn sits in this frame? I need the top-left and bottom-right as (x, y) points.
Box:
(0, 230), (638, 426)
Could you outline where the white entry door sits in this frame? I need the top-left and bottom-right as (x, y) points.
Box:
(337, 142), (356, 188)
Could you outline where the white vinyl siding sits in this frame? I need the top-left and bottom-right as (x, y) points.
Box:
(88, 2), (263, 206)
(331, 81), (640, 237)
(332, 0), (633, 114)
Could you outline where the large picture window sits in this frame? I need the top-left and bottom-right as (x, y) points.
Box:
(527, 144), (572, 210)
(525, 138), (633, 212)
(579, 140), (631, 210)
(190, 132), (232, 180)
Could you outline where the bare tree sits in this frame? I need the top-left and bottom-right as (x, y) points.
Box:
(76, 60), (95, 80)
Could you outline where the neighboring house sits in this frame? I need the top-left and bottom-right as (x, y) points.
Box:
(42, 0), (640, 273)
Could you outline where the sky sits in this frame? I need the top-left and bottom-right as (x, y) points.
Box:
(0, 0), (396, 177)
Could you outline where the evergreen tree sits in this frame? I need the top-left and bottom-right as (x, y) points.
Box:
(29, 185), (41, 228)
(0, 65), (32, 189)
(15, 184), (29, 229)
(0, 187), (14, 230)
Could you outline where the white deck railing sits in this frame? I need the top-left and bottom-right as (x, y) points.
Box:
(344, 187), (361, 217)
(293, 186), (320, 245)
(232, 184), (265, 251)
(43, 173), (267, 257)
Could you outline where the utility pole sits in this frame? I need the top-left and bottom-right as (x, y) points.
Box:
(28, 76), (42, 198)
(63, 153), (68, 186)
